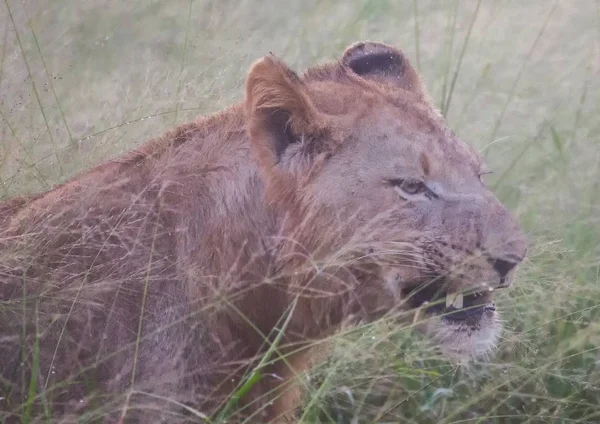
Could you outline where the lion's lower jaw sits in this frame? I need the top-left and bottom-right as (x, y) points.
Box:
(424, 312), (502, 361)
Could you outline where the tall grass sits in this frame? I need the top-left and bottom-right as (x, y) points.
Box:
(1, 0), (599, 422)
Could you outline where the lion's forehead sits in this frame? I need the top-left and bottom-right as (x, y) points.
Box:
(369, 108), (483, 181)
(425, 136), (483, 179)
(304, 78), (484, 185)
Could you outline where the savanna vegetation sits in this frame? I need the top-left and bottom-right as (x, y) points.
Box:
(1, 1), (599, 423)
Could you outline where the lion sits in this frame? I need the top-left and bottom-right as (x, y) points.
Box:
(0, 41), (527, 423)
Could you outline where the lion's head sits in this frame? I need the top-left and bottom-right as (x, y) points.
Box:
(245, 41), (527, 360)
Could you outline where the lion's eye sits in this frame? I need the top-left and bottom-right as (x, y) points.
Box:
(400, 179), (426, 195)
(389, 178), (433, 198)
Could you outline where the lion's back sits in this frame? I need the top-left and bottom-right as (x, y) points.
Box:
(0, 106), (261, 421)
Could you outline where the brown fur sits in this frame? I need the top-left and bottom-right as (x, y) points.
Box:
(0, 41), (527, 423)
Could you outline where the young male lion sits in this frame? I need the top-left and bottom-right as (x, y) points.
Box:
(0, 41), (527, 423)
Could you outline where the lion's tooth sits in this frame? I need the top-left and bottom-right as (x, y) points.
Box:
(452, 293), (464, 309)
(446, 293), (454, 308)
(446, 292), (463, 309)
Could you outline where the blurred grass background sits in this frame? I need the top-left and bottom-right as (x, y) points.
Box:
(0, 0), (599, 422)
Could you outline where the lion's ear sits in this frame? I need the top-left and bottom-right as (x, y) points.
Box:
(245, 55), (321, 172)
(342, 41), (427, 99)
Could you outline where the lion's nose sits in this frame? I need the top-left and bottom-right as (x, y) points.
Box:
(493, 258), (518, 286)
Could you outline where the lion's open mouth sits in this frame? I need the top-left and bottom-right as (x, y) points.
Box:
(401, 282), (497, 323)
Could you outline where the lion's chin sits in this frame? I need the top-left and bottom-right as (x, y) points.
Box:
(423, 309), (502, 361)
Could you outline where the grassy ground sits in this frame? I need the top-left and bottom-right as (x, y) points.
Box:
(1, 0), (599, 422)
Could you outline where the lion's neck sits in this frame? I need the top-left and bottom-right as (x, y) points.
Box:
(152, 105), (353, 354)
